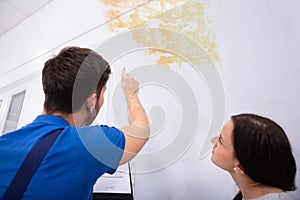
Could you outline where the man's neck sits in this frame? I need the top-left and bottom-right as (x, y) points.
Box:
(42, 110), (78, 126)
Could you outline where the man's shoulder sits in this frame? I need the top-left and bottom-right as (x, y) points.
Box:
(75, 125), (124, 139)
(75, 125), (125, 148)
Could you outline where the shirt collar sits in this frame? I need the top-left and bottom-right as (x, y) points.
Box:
(33, 115), (70, 127)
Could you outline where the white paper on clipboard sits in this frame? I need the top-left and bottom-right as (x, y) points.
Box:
(93, 162), (133, 194)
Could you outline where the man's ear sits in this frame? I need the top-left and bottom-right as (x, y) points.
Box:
(85, 93), (97, 112)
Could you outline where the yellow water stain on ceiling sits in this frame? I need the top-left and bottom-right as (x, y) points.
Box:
(101, 0), (220, 66)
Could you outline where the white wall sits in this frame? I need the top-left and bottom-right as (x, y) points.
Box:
(0, 0), (299, 199)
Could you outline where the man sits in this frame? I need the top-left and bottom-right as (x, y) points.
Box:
(0, 47), (150, 199)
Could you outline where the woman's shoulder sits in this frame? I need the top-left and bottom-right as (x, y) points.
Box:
(248, 191), (297, 200)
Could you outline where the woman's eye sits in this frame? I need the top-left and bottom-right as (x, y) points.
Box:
(218, 136), (222, 144)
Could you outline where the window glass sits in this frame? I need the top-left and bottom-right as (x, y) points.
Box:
(2, 90), (26, 134)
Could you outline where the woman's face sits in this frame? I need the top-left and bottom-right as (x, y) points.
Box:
(211, 119), (239, 172)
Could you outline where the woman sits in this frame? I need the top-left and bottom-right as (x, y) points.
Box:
(211, 113), (297, 200)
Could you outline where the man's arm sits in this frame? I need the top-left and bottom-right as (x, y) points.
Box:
(119, 70), (150, 165)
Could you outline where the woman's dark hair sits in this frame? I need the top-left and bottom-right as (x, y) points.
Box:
(233, 191), (242, 200)
(231, 113), (296, 191)
(42, 46), (111, 113)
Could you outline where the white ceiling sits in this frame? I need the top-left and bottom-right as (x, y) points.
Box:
(0, 0), (53, 36)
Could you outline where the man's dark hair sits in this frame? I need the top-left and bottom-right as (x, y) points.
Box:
(42, 46), (111, 114)
(231, 113), (296, 192)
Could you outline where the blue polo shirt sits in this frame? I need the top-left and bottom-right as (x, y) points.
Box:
(0, 115), (125, 200)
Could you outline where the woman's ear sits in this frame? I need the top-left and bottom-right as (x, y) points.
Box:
(234, 165), (245, 175)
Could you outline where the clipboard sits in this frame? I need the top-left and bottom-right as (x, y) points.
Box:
(93, 162), (134, 200)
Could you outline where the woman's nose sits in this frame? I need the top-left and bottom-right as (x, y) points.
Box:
(210, 136), (218, 144)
